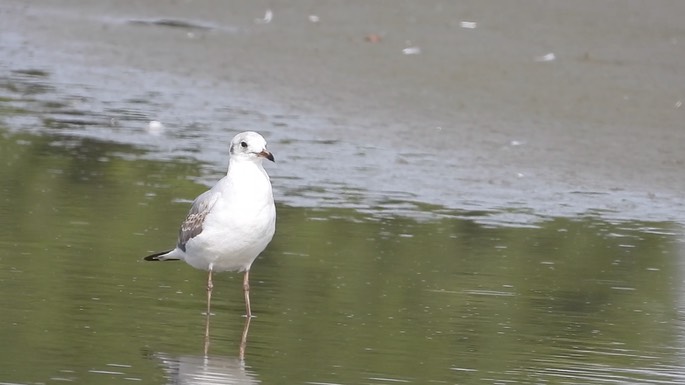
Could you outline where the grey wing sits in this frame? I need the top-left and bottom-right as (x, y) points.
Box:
(177, 190), (220, 252)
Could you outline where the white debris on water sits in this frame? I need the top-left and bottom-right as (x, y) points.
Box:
(402, 46), (421, 55)
(255, 9), (273, 24)
(535, 52), (556, 62)
(147, 120), (165, 135)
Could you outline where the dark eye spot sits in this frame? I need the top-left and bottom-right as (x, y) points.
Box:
(240, 141), (248, 148)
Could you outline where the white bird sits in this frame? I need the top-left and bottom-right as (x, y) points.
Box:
(144, 131), (276, 323)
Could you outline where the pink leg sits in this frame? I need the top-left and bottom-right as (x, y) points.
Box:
(243, 270), (253, 318)
(239, 316), (252, 361)
(204, 266), (214, 356)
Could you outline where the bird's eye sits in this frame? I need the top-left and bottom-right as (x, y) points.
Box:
(240, 141), (248, 148)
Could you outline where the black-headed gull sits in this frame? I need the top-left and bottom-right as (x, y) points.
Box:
(145, 131), (276, 323)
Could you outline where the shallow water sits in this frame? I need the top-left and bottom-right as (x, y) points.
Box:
(2, 130), (685, 384)
(2, 0), (685, 225)
(2, 1), (685, 384)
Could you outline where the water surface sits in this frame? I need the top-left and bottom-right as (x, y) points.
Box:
(2, 0), (684, 224)
(2, 1), (685, 384)
(1, 130), (685, 384)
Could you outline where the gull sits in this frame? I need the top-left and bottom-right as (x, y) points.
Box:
(144, 131), (276, 326)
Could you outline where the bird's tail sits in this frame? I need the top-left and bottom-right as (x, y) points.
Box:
(144, 250), (179, 261)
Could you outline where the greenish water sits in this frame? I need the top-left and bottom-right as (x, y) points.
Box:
(2, 2), (685, 382)
(2, 130), (685, 384)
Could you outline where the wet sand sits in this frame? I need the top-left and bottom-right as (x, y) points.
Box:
(2, 0), (684, 224)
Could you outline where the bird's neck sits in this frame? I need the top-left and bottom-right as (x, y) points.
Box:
(227, 159), (270, 182)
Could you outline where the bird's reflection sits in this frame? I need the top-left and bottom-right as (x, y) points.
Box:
(150, 352), (259, 385)
(204, 310), (252, 359)
(149, 316), (257, 384)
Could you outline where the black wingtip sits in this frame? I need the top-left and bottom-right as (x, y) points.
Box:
(144, 250), (172, 261)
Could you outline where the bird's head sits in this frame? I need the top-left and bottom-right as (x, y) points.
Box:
(229, 131), (275, 163)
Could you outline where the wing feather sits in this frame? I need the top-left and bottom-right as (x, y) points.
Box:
(177, 190), (220, 252)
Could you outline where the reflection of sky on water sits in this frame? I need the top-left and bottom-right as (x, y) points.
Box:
(2, 64), (684, 226)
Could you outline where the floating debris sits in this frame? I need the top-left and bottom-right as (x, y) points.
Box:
(308, 15), (320, 23)
(402, 46), (421, 55)
(147, 120), (165, 135)
(535, 52), (556, 62)
(460, 21), (477, 29)
(255, 9), (273, 24)
(365, 34), (382, 43)
(127, 19), (213, 31)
